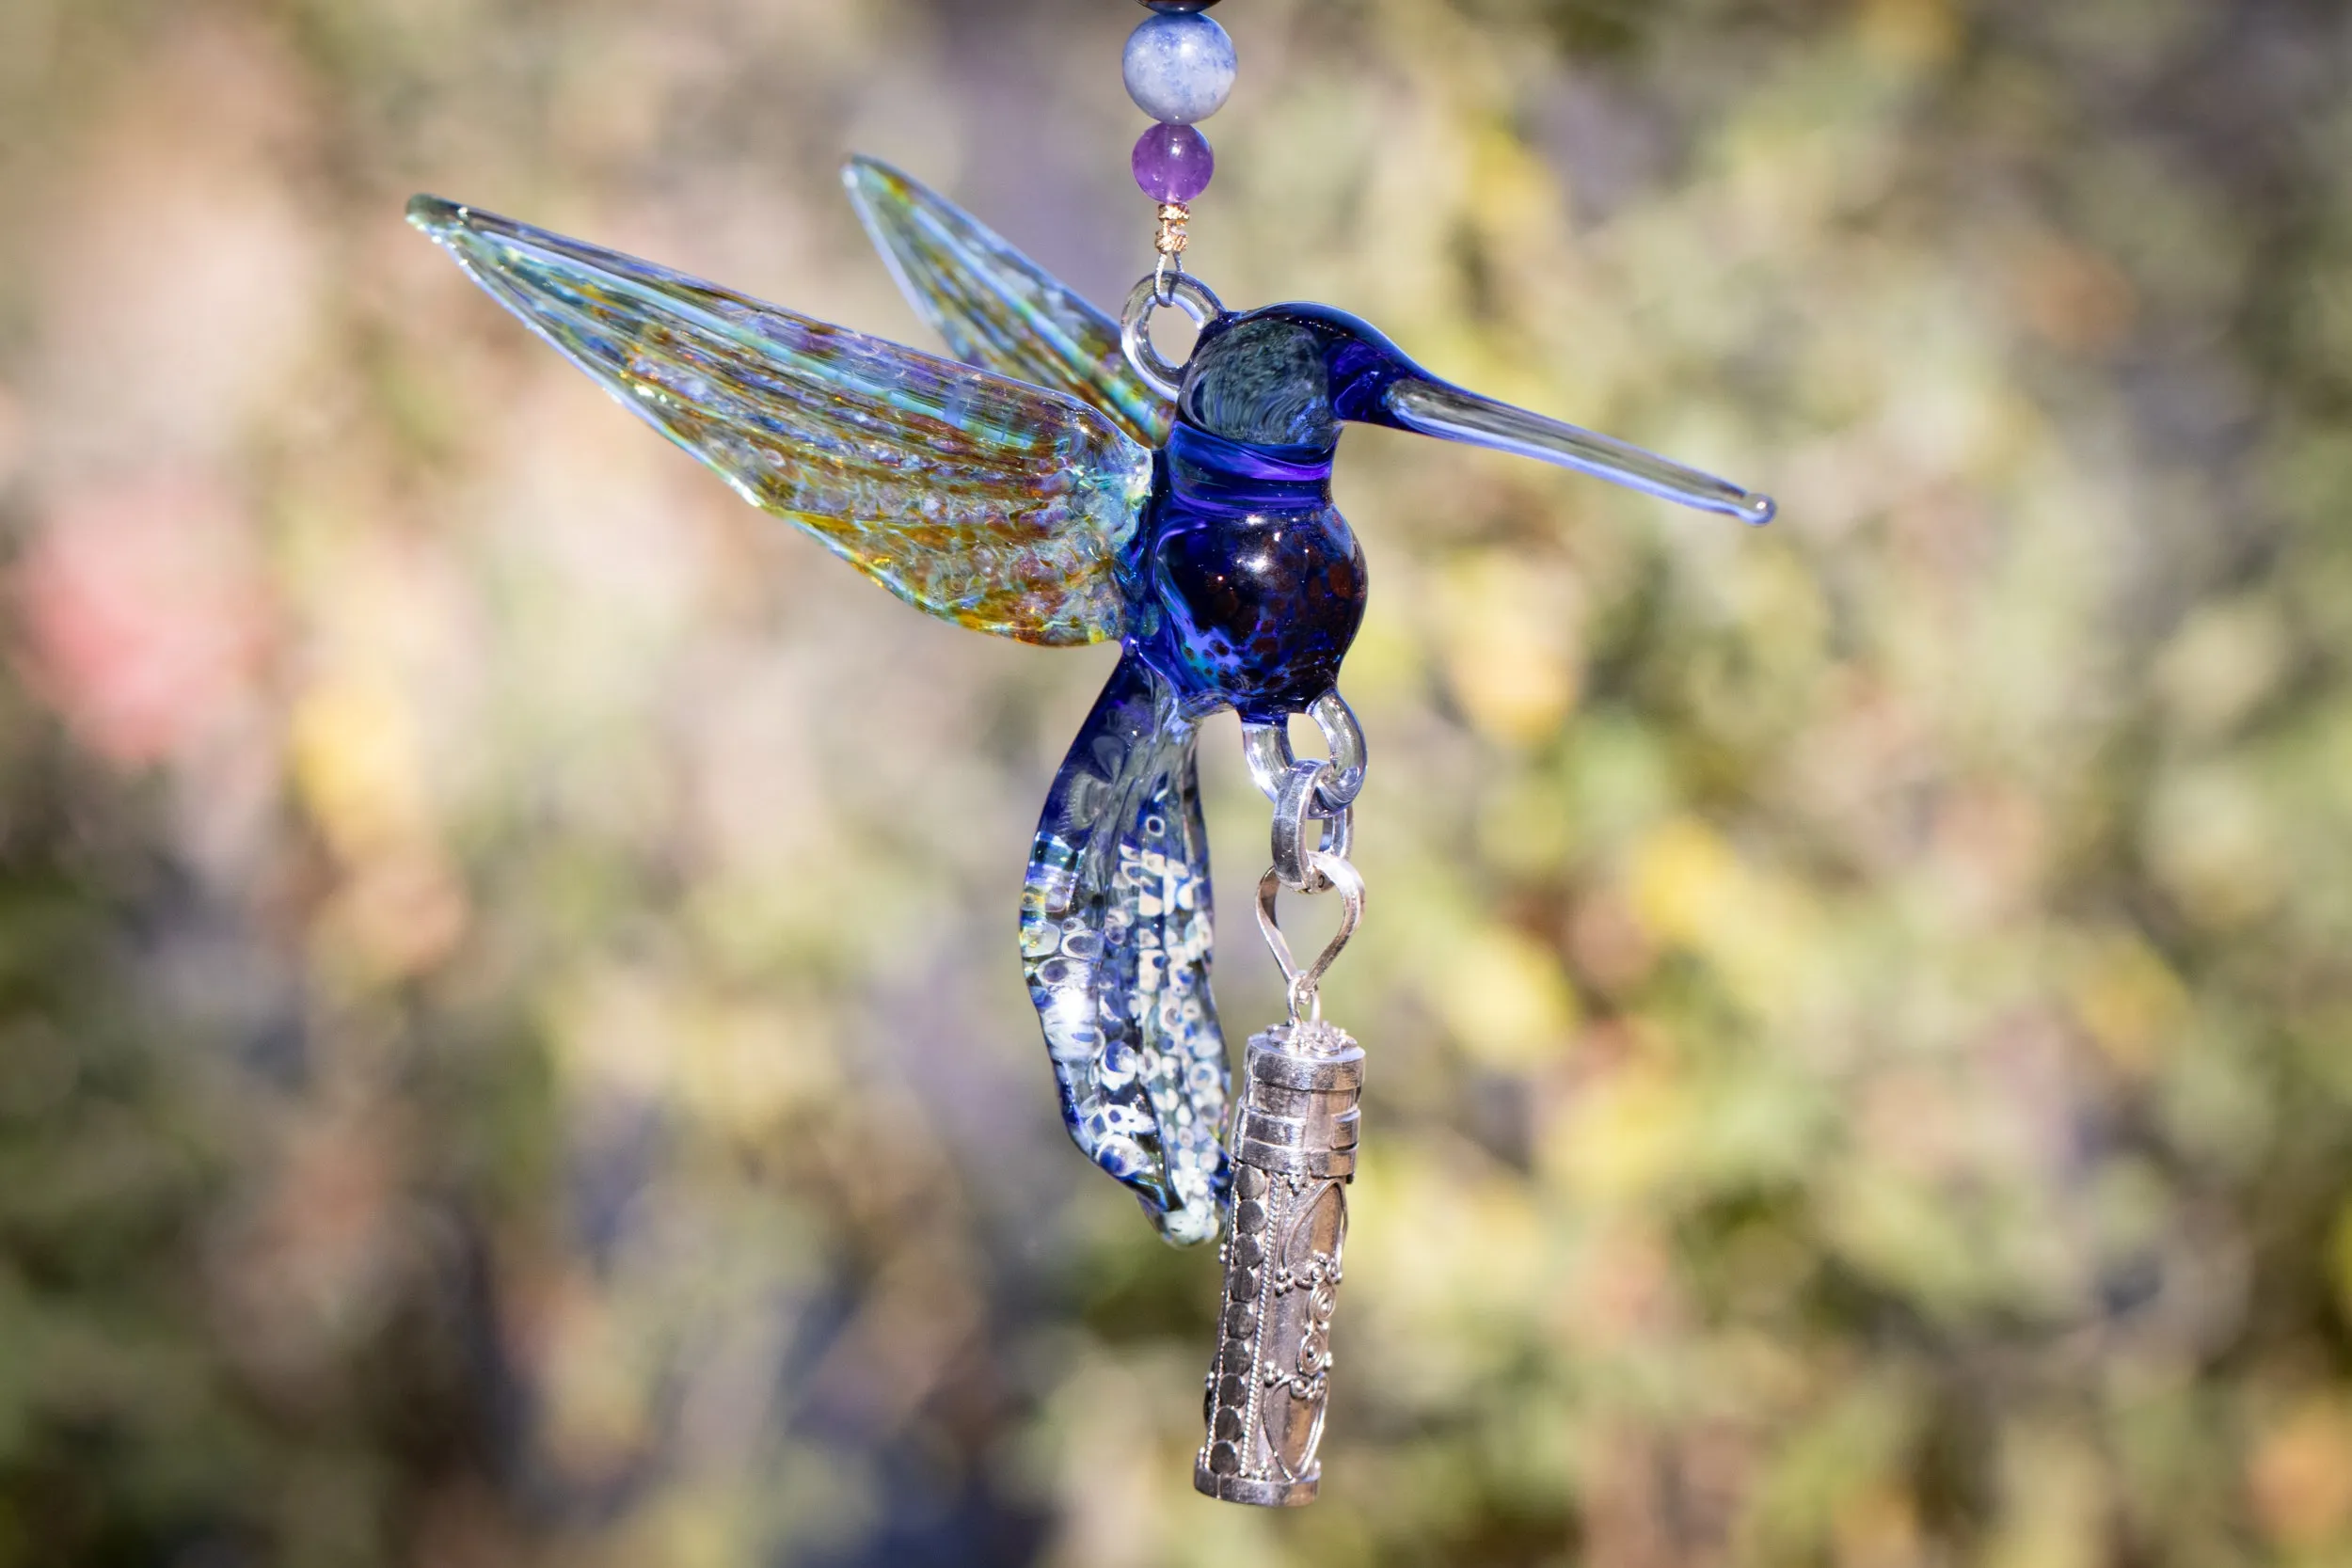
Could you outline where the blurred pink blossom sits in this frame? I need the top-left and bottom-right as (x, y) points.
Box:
(14, 472), (275, 766)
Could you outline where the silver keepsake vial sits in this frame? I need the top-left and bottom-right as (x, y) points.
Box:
(1195, 1016), (1363, 1507)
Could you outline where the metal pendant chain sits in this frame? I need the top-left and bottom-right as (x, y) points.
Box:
(1196, 723), (1370, 1507)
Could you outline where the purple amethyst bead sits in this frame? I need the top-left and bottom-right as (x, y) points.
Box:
(1133, 123), (1215, 203)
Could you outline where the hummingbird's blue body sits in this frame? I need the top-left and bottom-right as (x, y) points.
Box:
(1140, 420), (1362, 722)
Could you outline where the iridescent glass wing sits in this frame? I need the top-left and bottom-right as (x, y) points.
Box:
(408, 196), (1151, 646)
(843, 157), (1174, 451)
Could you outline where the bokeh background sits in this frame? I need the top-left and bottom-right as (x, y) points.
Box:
(5, 0), (2351, 1563)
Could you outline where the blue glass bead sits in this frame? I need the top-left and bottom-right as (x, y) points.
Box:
(1123, 12), (1236, 126)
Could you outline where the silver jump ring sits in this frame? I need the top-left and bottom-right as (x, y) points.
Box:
(1255, 852), (1366, 1025)
(1120, 272), (1222, 401)
(1271, 759), (1354, 892)
(1241, 691), (1367, 814)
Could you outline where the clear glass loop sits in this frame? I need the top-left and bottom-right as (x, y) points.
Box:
(1241, 690), (1366, 812)
(1121, 272), (1222, 400)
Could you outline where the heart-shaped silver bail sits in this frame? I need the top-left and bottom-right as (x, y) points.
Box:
(1254, 852), (1365, 1022)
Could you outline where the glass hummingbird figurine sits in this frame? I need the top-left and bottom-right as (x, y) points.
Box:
(406, 158), (1772, 1253)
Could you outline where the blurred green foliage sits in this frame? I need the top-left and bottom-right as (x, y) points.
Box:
(2, 0), (2350, 1564)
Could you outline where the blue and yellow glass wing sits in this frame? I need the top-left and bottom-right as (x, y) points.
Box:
(843, 157), (1174, 451)
(407, 195), (1151, 646)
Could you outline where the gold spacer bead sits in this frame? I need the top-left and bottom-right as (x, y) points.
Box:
(1154, 200), (1192, 257)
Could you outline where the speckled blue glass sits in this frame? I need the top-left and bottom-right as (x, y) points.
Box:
(411, 158), (1772, 1248)
(1022, 653), (1225, 1243)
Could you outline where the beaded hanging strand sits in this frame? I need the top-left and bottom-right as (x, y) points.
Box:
(1124, 0), (1235, 294)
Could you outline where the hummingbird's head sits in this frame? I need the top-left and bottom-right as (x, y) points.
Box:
(1178, 303), (1773, 526)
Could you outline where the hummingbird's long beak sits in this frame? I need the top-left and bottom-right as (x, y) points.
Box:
(1383, 379), (1775, 526)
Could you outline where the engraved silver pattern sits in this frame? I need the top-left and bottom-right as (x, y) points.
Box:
(1194, 1018), (1362, 1507)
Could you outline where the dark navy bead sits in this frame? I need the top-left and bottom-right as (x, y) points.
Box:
(1142, 1), (1220, 11)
